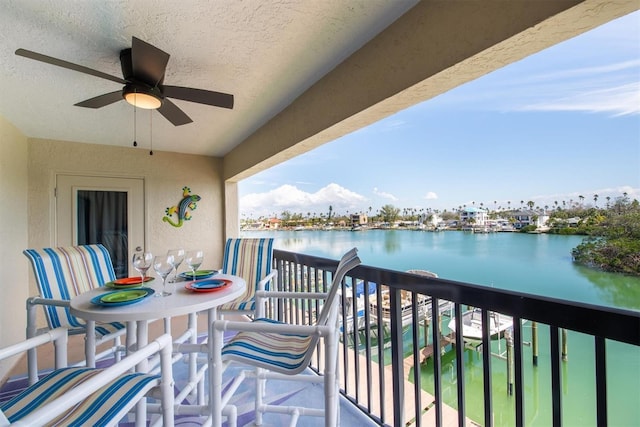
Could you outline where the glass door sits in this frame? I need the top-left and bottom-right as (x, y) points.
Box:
(56, 175), (145, 278)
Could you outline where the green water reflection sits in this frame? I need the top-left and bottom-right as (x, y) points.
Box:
(244, 230), (640, 425)
(574, 264), (640, 310)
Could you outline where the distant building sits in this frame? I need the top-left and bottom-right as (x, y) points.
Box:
(459, 207), (488, 226)
(511, 210), (550, 229)
(267, 218), (281, 229)
(420, 213), (442, 228)
(351, 214), (368, 228)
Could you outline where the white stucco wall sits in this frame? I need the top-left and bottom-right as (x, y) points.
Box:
(0, 116), (29, 379)
(25, 138), (226, 322)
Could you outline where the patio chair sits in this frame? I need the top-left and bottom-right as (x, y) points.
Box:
(217, 238), (277, 318)
(210, 247), (361, 427)
(23, 244), (126, 382)
(0, 328), (174, 426)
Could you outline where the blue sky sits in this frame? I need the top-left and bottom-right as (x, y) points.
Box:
(239, 11), (640, 219)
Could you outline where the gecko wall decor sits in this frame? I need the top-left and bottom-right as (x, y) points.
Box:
(163, 186), (201, 227)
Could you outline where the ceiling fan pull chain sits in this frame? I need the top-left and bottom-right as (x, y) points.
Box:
(149, 110), (153, 156)
(132, 92), (138, 147)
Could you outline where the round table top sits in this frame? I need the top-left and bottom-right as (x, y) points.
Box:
(70, 274), (246, 322)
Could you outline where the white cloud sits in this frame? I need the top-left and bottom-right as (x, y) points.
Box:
(432, 55), (640, 117)
(241, 183), (367, 217)
(373, 187), (398, 201)
(518, 81), (640, 116)
(524, 59), (640, 83)
(424, 191), (438, 200)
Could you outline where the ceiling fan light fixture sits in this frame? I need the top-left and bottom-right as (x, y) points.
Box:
(123, 84), (162, 109)
(16, 36), (233, 126)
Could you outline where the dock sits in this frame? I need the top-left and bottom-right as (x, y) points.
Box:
(337, 341), (477, 426)
(421, 332), (456, 362)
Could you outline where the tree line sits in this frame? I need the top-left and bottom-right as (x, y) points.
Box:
(567, 195), (640, 276)
(242, 194), (639, 275)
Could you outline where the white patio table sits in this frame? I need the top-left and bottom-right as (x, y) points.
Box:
(70, 274), (246, 426)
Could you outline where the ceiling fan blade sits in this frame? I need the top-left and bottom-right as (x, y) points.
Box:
(157, 99), (193, 126)
(15, 48), (125, 84)
(131, 37), (169, 87)
(75, 91), (123, 108)
(163, 85), (234, 109)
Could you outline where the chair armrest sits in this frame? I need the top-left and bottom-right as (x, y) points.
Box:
(0, 328), (68, 363)
(26, 297), (72, 344)
(254, 269), (277, 317)
(212, 319), (334, 337)
(11, 334), (174, 427)
(256, 290), (329, 300)
(257, 269), (277, 291)
(255, 285), (329, 318)
(26, 296), (70, 308)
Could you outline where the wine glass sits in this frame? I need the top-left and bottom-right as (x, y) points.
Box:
(154, 254), (175, 297)
(132, 252), (153, 285)
(167, 248), (185, 282)
(184, 250), (204, 281)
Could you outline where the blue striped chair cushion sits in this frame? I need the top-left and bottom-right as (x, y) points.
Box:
(50, 373), (160, 426)
(219, 238), (274, 312)
(0, 367), (160, 426)
(1, 367), (99, 421)
(221, 318), (316, 374)
(23, 245), (125, 336)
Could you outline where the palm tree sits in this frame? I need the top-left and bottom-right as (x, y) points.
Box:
(593, 194), (598, 207)
(380, 204), (400, 223)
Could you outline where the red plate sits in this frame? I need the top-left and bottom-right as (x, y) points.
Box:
(113, 276), (154, 285)
(185, 278), (232, 293)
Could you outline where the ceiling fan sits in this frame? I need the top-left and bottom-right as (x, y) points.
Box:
(15, 36), (234, 126)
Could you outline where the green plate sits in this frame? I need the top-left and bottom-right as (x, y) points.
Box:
(179, 270), (217, 280)
(91, 288), (154, 307)
(100, 289), (148, 304)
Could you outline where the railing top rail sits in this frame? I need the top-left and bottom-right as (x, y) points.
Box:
(274, 249), (640, 346)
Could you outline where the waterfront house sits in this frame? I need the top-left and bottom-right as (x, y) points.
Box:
(1, 2), (638, 425)
(511, 209), (551, 230)
(459, 207), (488, 226)
(351, 214), (369, 228)
(267, 218), (281, 229)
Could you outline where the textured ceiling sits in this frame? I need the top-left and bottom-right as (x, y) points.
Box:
(0, 0), (416, 156)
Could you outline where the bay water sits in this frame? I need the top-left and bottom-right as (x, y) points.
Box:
(241, 229), (640, 426)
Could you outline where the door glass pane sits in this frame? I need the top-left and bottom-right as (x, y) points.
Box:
(77, 190), (128, 278)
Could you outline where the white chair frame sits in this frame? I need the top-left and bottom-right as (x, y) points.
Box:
(23, 245), (127, 382)
(209, 248), (360, 427)
(0, 328), (175, 426)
